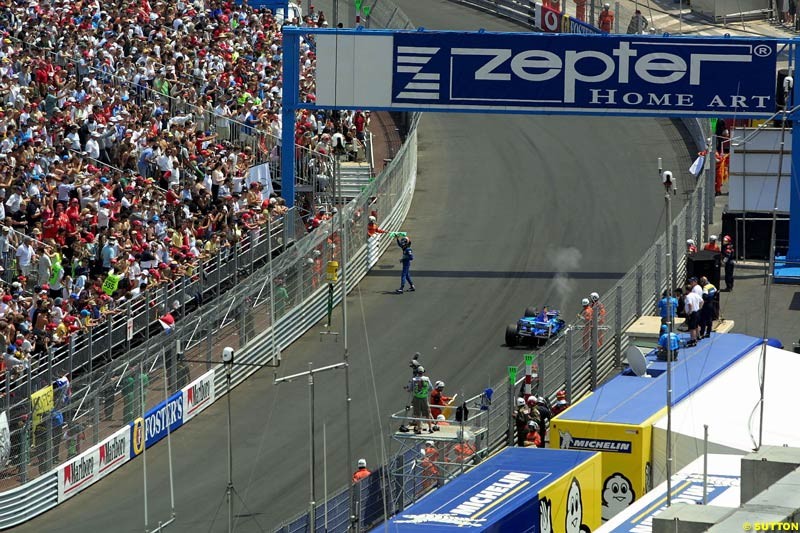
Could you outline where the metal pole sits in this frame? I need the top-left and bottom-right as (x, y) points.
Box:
(268, 216), (278, 364)
(758, 92), (790, 451)
(565, 329), (574, 403)
(506, 378), (514, 447)
(226, 364), (233, 533)
(655, 243), (663, 300)
(614, 286), (623, 369)
(703, 424), (709, 504)
(662, 163), (675, 507)
(323, 423), (329, 532)
(635, 264), (644, 317)
(708, 135), (717, 228)
(308, 362), (316, 530)
(672, 225), (679, 291)
(141, 362), (149, 531)
(162, 350), (176, 523)
(590, 310), (598, 390)
(614, 1), (620, 32)
(339, 159), (354, 507)
(333, 0), (339, 27)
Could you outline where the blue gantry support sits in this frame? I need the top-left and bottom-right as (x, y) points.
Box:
(281, 26), (300, 208)
(775, 43), (800, 281)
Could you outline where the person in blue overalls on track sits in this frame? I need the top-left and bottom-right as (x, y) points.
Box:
(395, 236), (415, 294)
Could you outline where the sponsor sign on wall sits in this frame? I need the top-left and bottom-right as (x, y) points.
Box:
(182, 370), (216, 423)
(129, 391), (184, 457)
(315, 31), (777, 117)
(57, 426), (130, 502)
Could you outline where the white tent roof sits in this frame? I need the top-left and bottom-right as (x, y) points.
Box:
(654, 344), (800, 452)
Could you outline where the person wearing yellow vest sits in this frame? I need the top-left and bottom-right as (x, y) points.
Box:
(48, 259), (64, 299)
(102, 269), (121, 296)
(406, 366), (434, 434)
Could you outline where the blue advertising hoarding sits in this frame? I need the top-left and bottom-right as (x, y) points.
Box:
(389, 32), (777, 115)
(129, 391), (184, 457)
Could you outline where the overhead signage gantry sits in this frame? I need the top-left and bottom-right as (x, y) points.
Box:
(280, 27), (800, 277)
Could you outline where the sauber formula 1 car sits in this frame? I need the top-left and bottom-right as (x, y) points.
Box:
(505, 307), (566, 347)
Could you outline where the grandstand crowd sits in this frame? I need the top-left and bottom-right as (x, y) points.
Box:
(0, 0), (369, 378)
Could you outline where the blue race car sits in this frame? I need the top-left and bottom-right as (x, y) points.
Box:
(505, 307), (566, 347)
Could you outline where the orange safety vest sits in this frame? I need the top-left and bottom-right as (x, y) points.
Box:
(598, 11), (614, 31)
(454, 443), (476, 463)
(525, 431), (542, 447)
(423, 446), (439, 463)
(368, 222), (386, 237)
(580, 306), (593, 322)
(592, 302), (606, 324)
(352, 468), (371, 483)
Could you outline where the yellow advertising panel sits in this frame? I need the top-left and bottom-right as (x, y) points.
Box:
(550, 409), (666, 521)
(538, 451), (602, 533)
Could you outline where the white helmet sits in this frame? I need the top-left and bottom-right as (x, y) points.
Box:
(416, 365), (425, 374)
(517, 397), (526, 407)
(434, 380), (445, 389)
(528, 420), (540, 430)
(709, 235), (718, 241)
(436, 414), (446, 421)
(357, 458), (367, 468)
(425, 440), (434, 447)
(581, 298), (590, 306)
(590, 292), (599, 302)
(686, 239), (695, 245)
(368, 216), (376, 223)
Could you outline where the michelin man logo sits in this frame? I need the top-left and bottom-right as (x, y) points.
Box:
(559, 430), (574, 449)
(539, 497), (553, 533)
(602, 472), (636, 520)
(566, 477), (592, 533)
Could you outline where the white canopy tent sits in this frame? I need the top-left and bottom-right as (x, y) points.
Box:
(651, 344), (800, 485)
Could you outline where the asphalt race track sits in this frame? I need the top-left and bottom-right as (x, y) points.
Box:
(14, 2), (695, 532)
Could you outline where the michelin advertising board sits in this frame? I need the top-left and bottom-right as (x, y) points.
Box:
(551, 414), (664, 522)
(386, 447), (601, 532)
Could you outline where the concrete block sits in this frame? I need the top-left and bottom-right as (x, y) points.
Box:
(741, 446), (800, 503)
(653, 503), (734, 533)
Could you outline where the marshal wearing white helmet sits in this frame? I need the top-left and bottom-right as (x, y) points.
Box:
(430, 380), (452, 424)
(589, 291), (607, 344)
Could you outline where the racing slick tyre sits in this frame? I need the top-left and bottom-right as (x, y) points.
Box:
(524, 307), (537, 318)
(505, 325), (519, 347)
